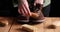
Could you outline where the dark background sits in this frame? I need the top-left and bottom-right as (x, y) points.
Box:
(0, 0), (18, 17)
(49, 0), (60, 17)
(0, 0), (59, 17)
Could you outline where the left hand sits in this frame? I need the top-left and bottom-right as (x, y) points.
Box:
(34, 0), (43, 6)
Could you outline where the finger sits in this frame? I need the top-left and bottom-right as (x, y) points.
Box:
(18, 6), (22, 14)
(22, 4), (28, 16)
(22, 0), (31, 16)
(24, 5), (30, 16)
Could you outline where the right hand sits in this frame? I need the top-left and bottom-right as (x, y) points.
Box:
(18, 0), (31, 17)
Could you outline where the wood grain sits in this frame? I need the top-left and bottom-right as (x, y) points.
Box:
(0, 17), (60, 32)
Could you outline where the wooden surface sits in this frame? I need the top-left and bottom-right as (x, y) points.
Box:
(0, 17), (60, 32)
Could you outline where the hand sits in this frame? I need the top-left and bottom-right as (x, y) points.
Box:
(18, 0), (31, 17)
(34, 0), (43, 4)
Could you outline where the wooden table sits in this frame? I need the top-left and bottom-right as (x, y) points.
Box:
(0, 17), (60, 32)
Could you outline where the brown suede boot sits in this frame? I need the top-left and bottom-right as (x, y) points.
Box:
(29, 4), (45, 24)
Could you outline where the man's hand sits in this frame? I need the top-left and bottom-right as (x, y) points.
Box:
(18, 0), (31, 17)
